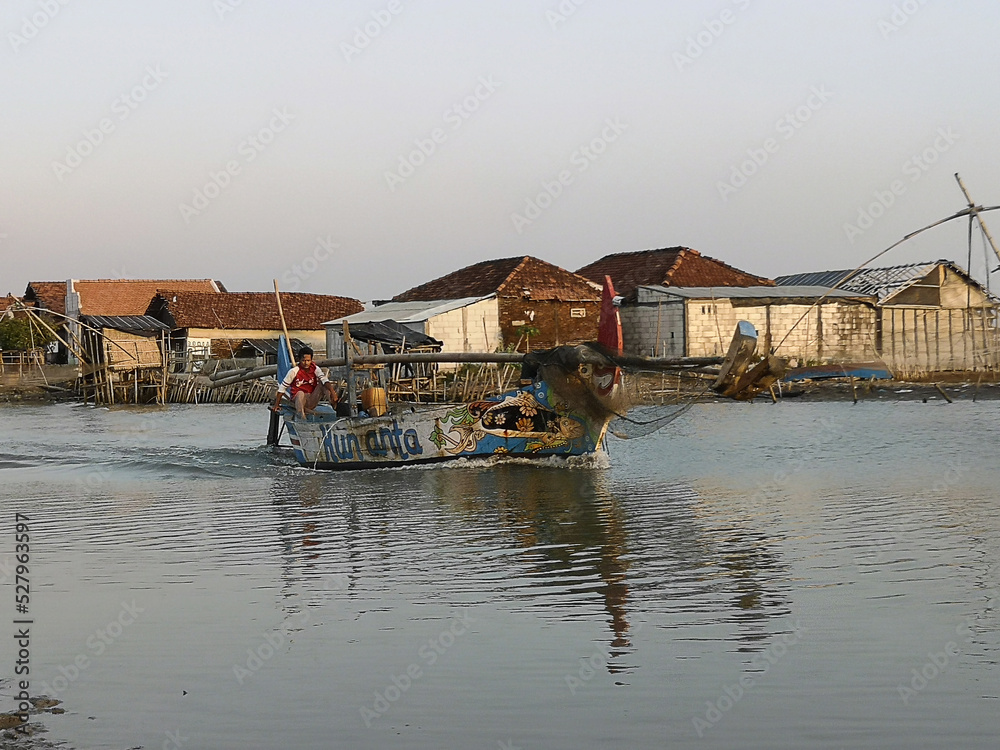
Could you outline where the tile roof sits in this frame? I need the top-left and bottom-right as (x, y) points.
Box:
(575, 247), (773, 297)
(24, 279), (223, 317)
(23, 282), (69, 316)
(149, 291), (364, 331)
(775, 260), (981, 303)
(393, 256), (600, 303)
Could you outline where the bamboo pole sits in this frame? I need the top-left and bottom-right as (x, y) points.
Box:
(273, 280), (295, 363)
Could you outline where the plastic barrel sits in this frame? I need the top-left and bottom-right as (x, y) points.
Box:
(361, 386), (388, 417)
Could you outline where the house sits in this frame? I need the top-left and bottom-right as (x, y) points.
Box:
(621, 285), (878, 362)
(23, 279), (225, 317)
(22, 279), (225, 363)
(146, 290), (364, 364)
(776, 261), (1000, 373)
(576, 247), (773, 298)
(77, 315), (173, 403)
(230, 338), (309, 367)
(329, 298), (498, 358)
(391, 256), (601, 350)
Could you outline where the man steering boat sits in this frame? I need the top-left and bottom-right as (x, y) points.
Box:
(272, 346), (339, 419)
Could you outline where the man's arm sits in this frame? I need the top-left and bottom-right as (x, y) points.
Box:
(273, 366), (298, 411)
(319, 367), (339, 403)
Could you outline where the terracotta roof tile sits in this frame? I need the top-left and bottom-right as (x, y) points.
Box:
(23, 282), (69, 316)
(24, 279), (223, 318)
(148, 291), (364, 330)
(576, 247), (773, 297)
(393, 256), (599, 302)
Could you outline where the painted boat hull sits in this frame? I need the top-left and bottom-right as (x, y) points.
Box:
(282, 379), (608, 470)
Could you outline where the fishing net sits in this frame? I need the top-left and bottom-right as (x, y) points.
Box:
(522, 344), (714, 440)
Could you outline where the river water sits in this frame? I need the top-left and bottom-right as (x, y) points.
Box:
(0, 400), (997, 749)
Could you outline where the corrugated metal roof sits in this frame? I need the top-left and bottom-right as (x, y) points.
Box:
(637, 285), (873, 301)
(775, 261), (959, 302)
(325, 296), (494, 326)
(82, 315), (171, 333)
(239, 338), (308, 355)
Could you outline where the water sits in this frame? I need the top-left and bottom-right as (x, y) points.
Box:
(0, 400), (997, 749)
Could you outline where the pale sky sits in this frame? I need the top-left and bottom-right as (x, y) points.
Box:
(3, 0), (1000, 302)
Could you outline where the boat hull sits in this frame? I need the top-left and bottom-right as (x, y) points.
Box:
(282, 380), (608, 470)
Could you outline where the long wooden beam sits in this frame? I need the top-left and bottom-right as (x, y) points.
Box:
(207, 351), (725, 388)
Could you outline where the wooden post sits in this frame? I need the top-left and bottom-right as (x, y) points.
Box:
(922, 310), (931, 374)
(273, 280), (295, 363)
(343, 321), (357, 417)
(979, 308), (990, 371)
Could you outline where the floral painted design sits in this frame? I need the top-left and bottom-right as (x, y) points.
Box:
(430, 386), (593, 456)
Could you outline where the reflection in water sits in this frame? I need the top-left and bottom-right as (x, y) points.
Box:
(265, 460), (791, 672)
(9, 403), (1000, 749)
(426, 467), (634, 659)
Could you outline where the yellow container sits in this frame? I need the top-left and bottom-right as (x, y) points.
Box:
(361, 386), (388, 417)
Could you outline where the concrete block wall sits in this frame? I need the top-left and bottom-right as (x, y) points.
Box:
(621, 302), (685, 356)
(425, 297), (500, 354)
(684, 300), (878, 364)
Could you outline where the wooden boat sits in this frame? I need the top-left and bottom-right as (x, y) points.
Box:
(209, 279), (784, 471)
(281, 377), (611, 470)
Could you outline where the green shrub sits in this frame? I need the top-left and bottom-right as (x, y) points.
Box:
(0, 317), (57, 351)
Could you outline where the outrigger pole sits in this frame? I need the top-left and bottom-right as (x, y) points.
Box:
(955, 173), (1000, 274)
(207, 351), (727, 389)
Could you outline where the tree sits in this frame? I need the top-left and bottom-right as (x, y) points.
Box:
(0, 316), (57, 351)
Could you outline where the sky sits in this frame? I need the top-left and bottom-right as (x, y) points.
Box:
(3, 0), (1000, 303)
